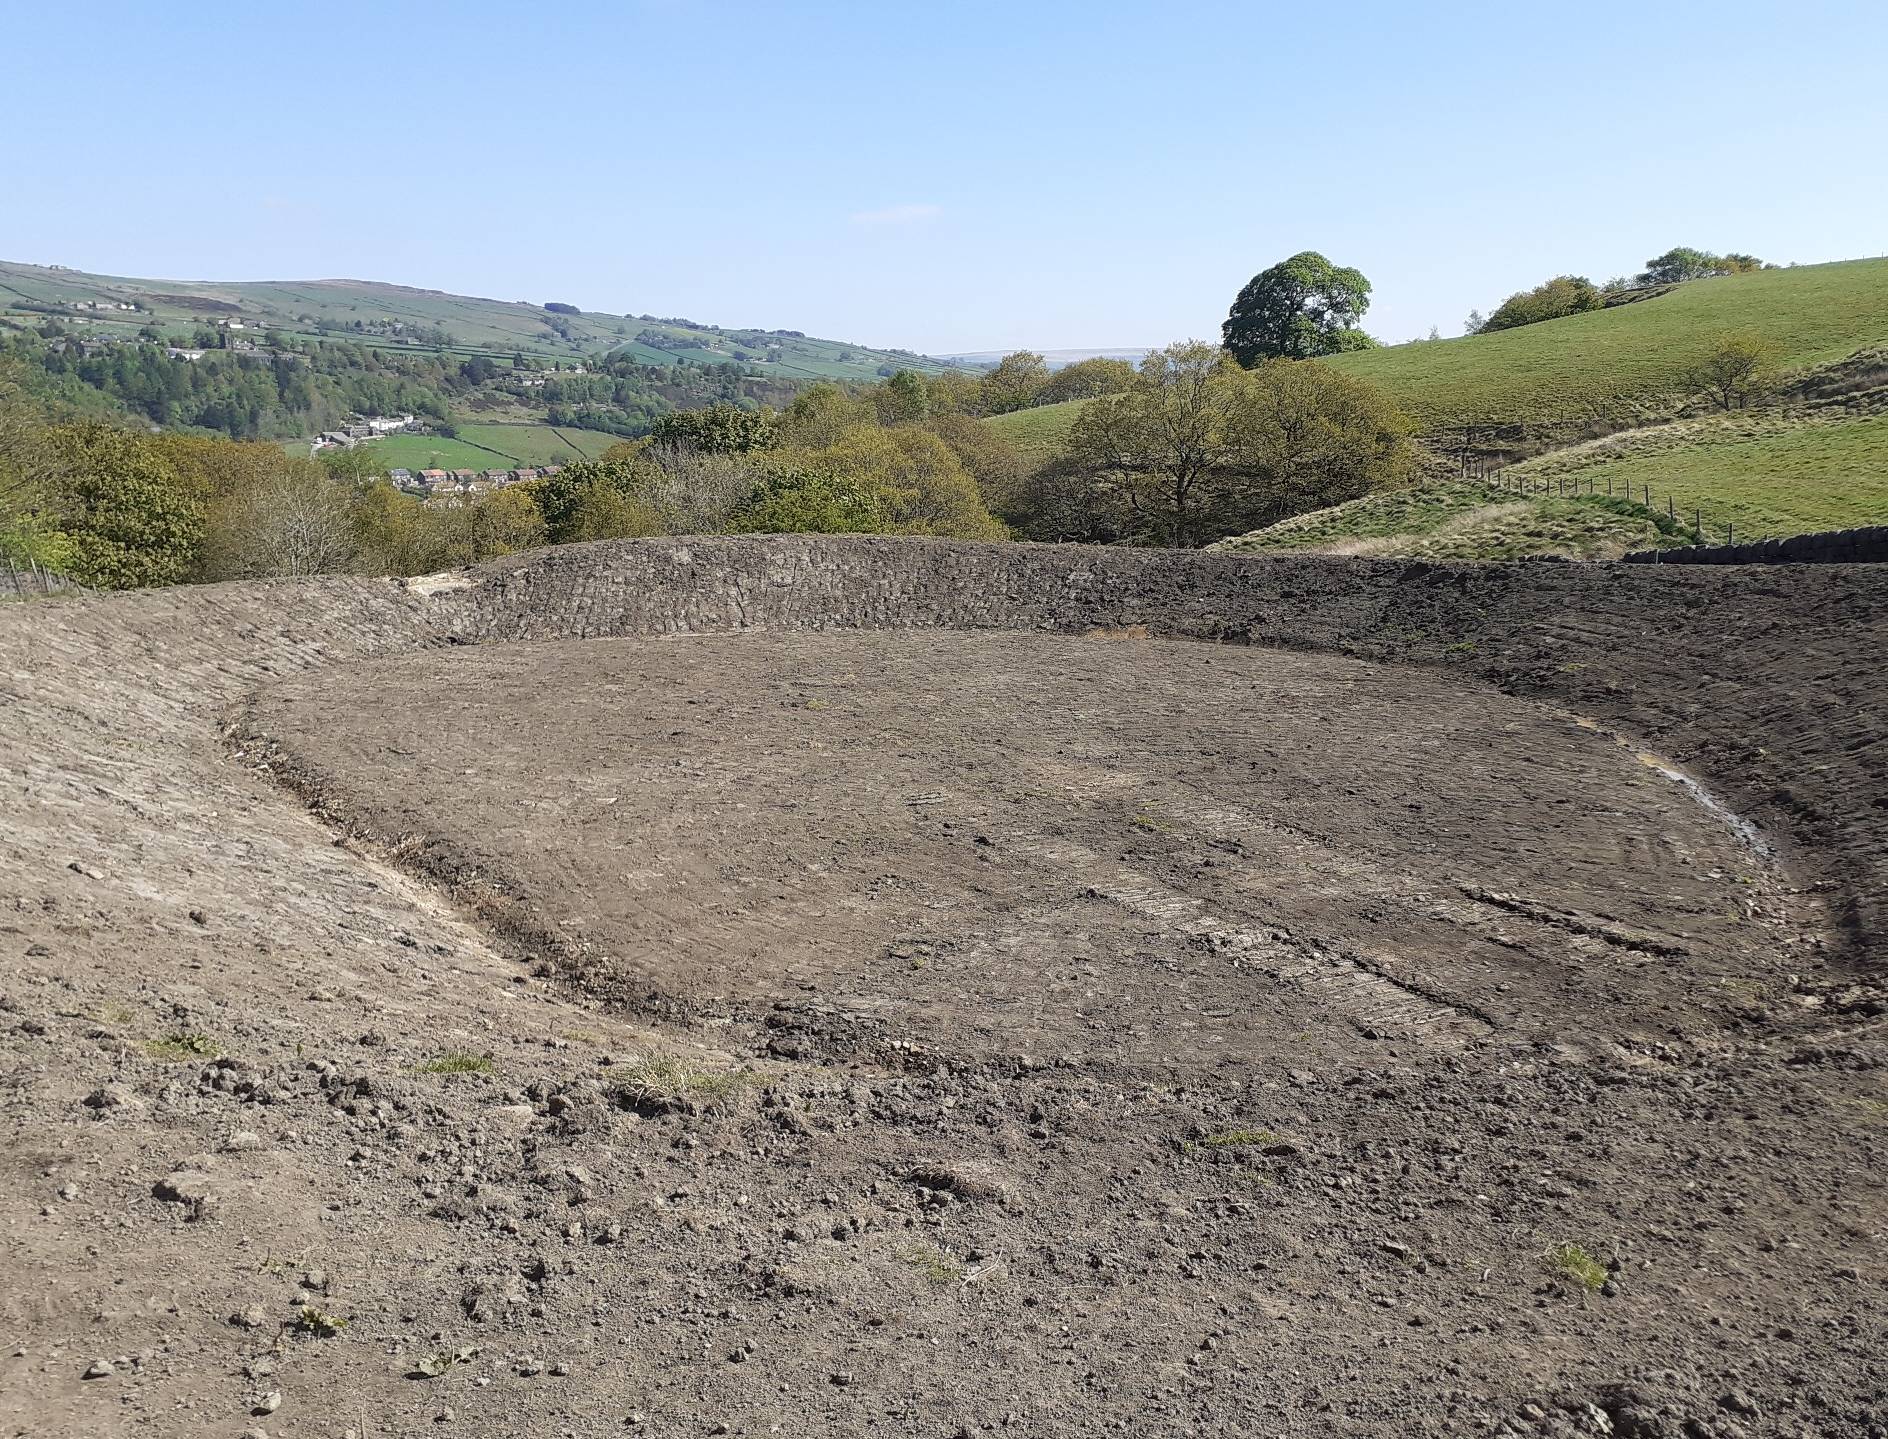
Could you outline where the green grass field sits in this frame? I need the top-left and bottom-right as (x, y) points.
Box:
(1209, 480), (1688, 561)
(309, 424), (620, 472)
(1501, 410), (1888, 537)
(453, 423), (620, 464)
(1325, 257), (1888, 434)
(982, 401), (1087, 465)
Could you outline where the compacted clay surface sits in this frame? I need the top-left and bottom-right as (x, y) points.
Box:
(2, 540), (1883, 1439)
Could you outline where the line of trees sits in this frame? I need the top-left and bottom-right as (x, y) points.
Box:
(1466, 246), (1771, 336)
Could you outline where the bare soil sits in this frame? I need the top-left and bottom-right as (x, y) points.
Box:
(2, 543), (1884, 1439)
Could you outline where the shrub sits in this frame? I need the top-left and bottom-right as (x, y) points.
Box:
(1683, 331), (1774, 411)
(1479, 276), (1606, 334)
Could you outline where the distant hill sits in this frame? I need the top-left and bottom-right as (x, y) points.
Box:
(941, 347), (1151, 371)
(0, 260), (965, 382)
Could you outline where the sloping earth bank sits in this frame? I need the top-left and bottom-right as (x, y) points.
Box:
(1, 538), (1884, 1439)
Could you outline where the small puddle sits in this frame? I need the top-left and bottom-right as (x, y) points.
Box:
(1571, 715), (1773, 861)
(1632, 751), (1773, 860)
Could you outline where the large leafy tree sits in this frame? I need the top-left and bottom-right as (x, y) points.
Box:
(1222, 253), (1375, 365)
(978, 352), (1051, 415)
(1066, 341), (1249, 547)
(648, 401), (778, 454)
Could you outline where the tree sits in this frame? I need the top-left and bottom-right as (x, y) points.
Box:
(0, 364), (77, 571)
(776, 383), (874, 448)
(871, 369), (930, 426)
(41, 423), (204, 588)
(1222, 252), (1373, 365)
(1066, 341), (1247, 547)
(317, 443), (390, 485)
(919, 369), (983, 417)
(648, 402), (778, 454)
(1479, 275), (1606, 333)
(208, 459), (357, 578)
(638, 446), (767, 534)
(1637, 247), (1765, 286)
(729, 466), (888, 535)
(979, 352), (1050, 415)
(351, 481), (440, 575)
(923, 412), (1027, 518)
(794, 426), (1005, 539)
(1221, 360), (1414, 528)
(1037, 357), (1137, 406)
(1684, 332), (1773, 411)
(528, 454), (654, 544)
(1063, 342), (1412, 548)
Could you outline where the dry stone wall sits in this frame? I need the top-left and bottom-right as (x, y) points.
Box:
(1625, 525), (1888, 565)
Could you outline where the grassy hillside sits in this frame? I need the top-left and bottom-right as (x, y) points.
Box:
(1499, 409), (1888, 537)
(987, 257), (1888, 455)
(983, 400), (1087, 465)
(0, 260), (962, 381)
(1210, 480), (1689, 561)
(1325, 257), (1888, 433)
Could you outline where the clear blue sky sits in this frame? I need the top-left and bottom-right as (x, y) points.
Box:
(5, 0), (1883, 354)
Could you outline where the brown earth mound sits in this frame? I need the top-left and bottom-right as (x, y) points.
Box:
(1, 538), (1883, 1439)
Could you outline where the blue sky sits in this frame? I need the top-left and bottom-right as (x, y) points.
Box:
(5, 0), (1884, 354)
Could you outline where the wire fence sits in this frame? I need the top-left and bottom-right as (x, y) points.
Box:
(1, 558), (85, 602)
(1454, 427), (1761, 548)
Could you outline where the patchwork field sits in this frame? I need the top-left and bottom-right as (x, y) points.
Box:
(316, 424), (622, 472)
(452, 423), (621, 464)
